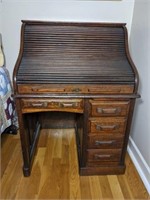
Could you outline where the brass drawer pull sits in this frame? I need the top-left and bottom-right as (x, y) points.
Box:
(30, 102), (48, 107)
(96, 107), (121, 114)
(96, 124), (119, 131)
(72, 88), (81, 92)
(94, 154), (111, 159)
(59, 102), (78, 108)
(95, 140), (115, 145)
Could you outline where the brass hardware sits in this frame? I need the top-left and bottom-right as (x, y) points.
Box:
(95, 140), (115, 145)
(31, 102), (48, 107)
(59, 102), (78, 108)
(94, 154), (111, 159)
(96, 107), (121, 114)
(96, 124), (119, 131)
(72, 88), (81, 92)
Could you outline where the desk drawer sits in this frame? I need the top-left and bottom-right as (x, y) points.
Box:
(21, 99), (83, 113)
(89, 117), (127, 135)
(88, 134), (124, 149)
(86, 149), (122, 166)
(90, 100), (130, 117)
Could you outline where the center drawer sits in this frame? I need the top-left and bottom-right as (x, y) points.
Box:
(89, 117), (127, 135)
(21, 98), (83, 113)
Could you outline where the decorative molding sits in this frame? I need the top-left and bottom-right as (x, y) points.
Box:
(127, 136), (150, 194)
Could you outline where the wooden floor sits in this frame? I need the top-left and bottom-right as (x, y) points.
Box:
(1, 129), (149, 199)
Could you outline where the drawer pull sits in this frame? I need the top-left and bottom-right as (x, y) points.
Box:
(96, 124), (119, 131)
(94, 154), (111, 159)
(96, 107), (121, 114)
(72, 88), (81, 92)
(59, 102), (78, 108)
(31, 87), (65, 92)
(95, 140), (115, 145)
(30, 102), (48, 107)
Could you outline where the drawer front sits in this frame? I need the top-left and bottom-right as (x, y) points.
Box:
(88, 85), (133, 94)
(18, 84), (87, 94)
(88, 134), (124, 149)
(86, 149), (122, 166)
(21, 99), (83, 113)
(89, 117), (127, 134)
(18, 84), (134, 94)
(90, 100), (130, 117)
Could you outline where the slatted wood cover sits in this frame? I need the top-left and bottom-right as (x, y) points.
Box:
(16, 21), (135, 84)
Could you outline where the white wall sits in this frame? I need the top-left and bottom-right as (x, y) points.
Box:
(0, 0), (134, 77)
(129, 0), (150, 194)
(0, 1), (2, 32)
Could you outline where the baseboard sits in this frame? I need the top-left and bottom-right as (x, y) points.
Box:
(127, 136), (150, 194)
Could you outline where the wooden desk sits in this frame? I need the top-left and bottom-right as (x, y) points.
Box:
(13, 21), (139, 177)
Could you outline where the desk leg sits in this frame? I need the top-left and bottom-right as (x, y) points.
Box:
(75, 114), (83, 168)
(17, 111), (31, 176)
(16, 100), (41, 176)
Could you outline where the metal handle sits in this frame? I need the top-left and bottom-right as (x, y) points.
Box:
(96, 124), (119, 131)
(95, 140), (115, 145)
(59, 102), (78, 108)
(31, 102), (48, 107)
(72, 88), (81, 92)
(96, 107), (121, 114)
(94, 154), (111, 159)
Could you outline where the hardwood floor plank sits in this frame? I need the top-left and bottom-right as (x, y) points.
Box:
(68, 129), (81, 200)
(37, 129), (48, 147)
(51, 129), (62, 159)
(58, 164), (70, 199)
(1, 134), (18, 177)
(89, 175), (103, 199)
(15, 147), (46, 199)
(80, 176), (92, 199)
(43, 129), (56, 166)
(61, 130), (70, 165)
(38, 158), (61, 199)
(125, 154), (149, 199)
(1, 142), (22, 199)
(15, 162), (40, 199)
(98, 175), (113, 199)
(117, 175), (134, 199)
(108, 175), (125, 199)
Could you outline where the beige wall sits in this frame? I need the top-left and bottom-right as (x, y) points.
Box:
(0, 2), (2, 33)
(129, 0), (150, 193)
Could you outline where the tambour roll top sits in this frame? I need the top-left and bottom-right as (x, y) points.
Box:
(14, 21), (138, 90)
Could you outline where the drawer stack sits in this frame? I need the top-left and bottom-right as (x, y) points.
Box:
(86, 100), (130, 172)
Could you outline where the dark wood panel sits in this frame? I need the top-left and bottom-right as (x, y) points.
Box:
(15, 21), (135, 85)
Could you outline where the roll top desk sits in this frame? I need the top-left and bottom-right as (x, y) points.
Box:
(13, 21), (139, 176)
